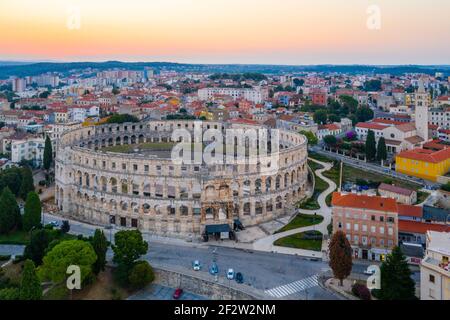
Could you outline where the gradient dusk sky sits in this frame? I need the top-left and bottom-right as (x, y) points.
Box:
(1, 0), (449, 64)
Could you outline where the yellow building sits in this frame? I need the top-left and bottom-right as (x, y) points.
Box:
(395, 147), (450, 181)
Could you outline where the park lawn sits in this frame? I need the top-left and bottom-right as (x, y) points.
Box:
(319, 158), (421, 191)
(276, 213), (324, 233)
(298, 160), (329, 210)
(0, 230), (29, 245)
(308, 152), (335, 163)
(274, 231), (323, 251)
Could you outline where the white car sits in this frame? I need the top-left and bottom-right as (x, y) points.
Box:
(226, 268), (235, 280)
(364, 268), (376, 275)
(192, 260), (201, 271)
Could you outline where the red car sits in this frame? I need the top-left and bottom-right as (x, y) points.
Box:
(173, 288), (183, 300)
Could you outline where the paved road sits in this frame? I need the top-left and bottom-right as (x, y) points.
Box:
(128, 284), (207, 300)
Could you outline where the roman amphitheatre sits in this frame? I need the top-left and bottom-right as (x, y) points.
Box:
(55, 120), (309, 240)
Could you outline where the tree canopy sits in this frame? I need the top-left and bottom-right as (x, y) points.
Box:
(92, 229), (108, 275)
(43, 136), (53, 170)
(328, 230), (353, 286)
(376, 137), (387, 162)
(38, 240), (97, 284)
(106, 114), (139, 124)
(378, 246), (416, 300)
(299, 130), (318, 146)
(20, 259), (42, 300)
(365, 130), (377, 161)
(112, 230), (148, 270)
(0, 187), (21, 234)
(23, 191), (42, 232)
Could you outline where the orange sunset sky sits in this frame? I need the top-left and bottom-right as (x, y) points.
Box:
(0, 0), (449, 64)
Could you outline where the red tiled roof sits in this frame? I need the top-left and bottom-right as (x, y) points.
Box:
(399, 220), (448, 234)
(378, 183), (415, 196)
(331, 192), (398, 212)
(395, 123), (416, 132)
(397, 204), (423, 218)
(355, 122), (387, 130)
(396, 147), (450, 163)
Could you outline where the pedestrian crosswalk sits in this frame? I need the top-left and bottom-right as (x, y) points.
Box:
(265, 274), (319, 298)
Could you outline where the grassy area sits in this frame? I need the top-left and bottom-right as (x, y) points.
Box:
(308, 152), (335, 163)
(276, 213), (324, 233)
(316, 154), (422, 191)
(274, 231), (323, 251)
(101, 142), (176, 153)
(298, 160), (329, 210)
(416, 191), (429, 204)
(0, 230), (30, 245)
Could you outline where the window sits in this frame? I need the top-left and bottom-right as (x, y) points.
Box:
(371, 226), (376, 233)
(122, 163), (126, 170)
(371, 215), (376, 221)
(388, 227), (393, 236)
(144, 165), (149, 172)
(353, 235), (359, 244)
(354, 224), (359, 231)
(112, 162), (116, 169)
(429, 274), (435, 283)
(362, 224), (367, 232)
(379, 227), (385, 234)
(387, 217), (395, 223)
(131, 218), (138, 228)
(380, 216), (384, 222)
(346, 223), (351, 230)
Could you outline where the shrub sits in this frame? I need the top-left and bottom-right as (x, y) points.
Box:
(0, 287), (20, 300)
(128, 261), (155, 289)
(0, 254), (11, 261)
(38, 180), (46, 186)
(352, 283), (371, 300)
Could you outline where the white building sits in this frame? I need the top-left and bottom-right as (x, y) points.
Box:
(420, 231), (450, 300)
(198, 87), (268, 104)
(12, 78), (26, 93)
(415, 81), (430, 142)
(8, 136), (45, 166)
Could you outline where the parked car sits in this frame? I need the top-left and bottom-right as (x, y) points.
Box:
(49, 221), (59, 227)
(235, 272), (243, 284)
(173, 288), (183, 299)
(226, 268), (235, 280)
(364, 268), (376, 275)
(209, 263), (219, 275)
(192, 260), (201, 271)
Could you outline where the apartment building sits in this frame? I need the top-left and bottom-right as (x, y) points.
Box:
(197, 87), (268, 104)
(332, 192), (399, 261)
(420, 231), (450, 300)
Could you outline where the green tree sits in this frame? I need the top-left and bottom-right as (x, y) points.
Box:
(376, 137), (387, 162)
(19, 166), (35, 200)
(299, 130), (318, 146)
(363, 79), (382, 92)
(128, 261), (155, 289)
(378, 246), (416, 300)
(92, 229), (108, 275)
(43, 136), (53, 170)
(23, 191), (42, 232)
(328, 230), (353, 286)
(355, 106), (374, 123)
(20, 259), (42, 300)
(0, 187), (21, 234)
(313, 110), (328, 124)
(327, 114), (341, 123)
(340, 95), (359, 114)
(106, 114), (139, 124)
(323, 135), (337, 147)
(24, 229), (56, 265)
(112, 230), (148, 271)
(38, 240), (97, 284)
(365, 130), (376, 161)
